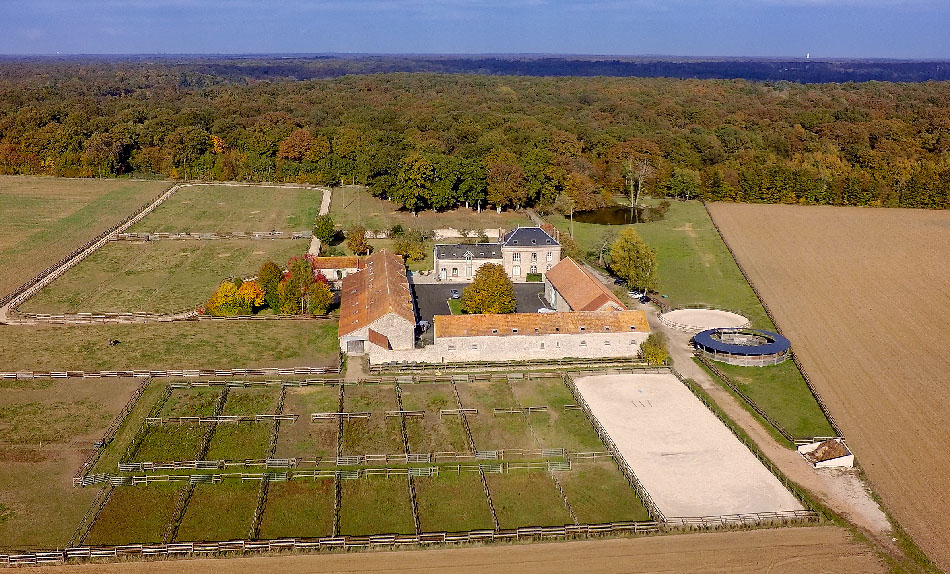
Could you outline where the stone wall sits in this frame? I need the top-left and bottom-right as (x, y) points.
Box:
(339, 312), (415, 353)
(366, 330), (648, 365)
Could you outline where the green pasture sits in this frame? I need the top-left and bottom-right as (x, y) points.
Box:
(414, 472), (495, 532)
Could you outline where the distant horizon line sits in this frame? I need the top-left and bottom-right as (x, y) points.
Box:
(1, 52), (949, 63)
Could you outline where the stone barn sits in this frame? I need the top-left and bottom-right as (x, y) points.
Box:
(338, 250), (416, 355)
(544, 257), (626, 313)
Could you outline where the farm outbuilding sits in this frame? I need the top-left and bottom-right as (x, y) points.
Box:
(338, 250), (416, 354)
(693, 327), (791, 366)
(544, 257), (625, 313)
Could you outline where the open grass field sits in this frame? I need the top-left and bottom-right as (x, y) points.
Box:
(485, 471), (573, 528)
(709, 202), (950, 571)
(258, 480), (335, 539)
(455, 380), (537, 451)
(176, 482), (258, 542)
(0, 320), (339, 372)
(20, 239), (304, 314)
(547, 200), (770, 328)
(339, 476), (415, 535)
(84, 483), (182, 546)
(400, 384), (470, 454)
(341, 385), (404, 456)
(699, 359), (835, 439)
(0, 176), (171, 298)
(414, 472), (495, 533)
(26, 526), (886, 574)
(221, 388), (280, 416)
(0, 378), (139, 550)
(160, 388), (221, 417)
(128, 185), (322, 234)
(558, 461), (649, 523)
(330, 185), (530, 235)
(275, 386), (339, 459)
(204, 423), (272, 460)
(131, 425), (205, 462)
(509, 378), (605, 452)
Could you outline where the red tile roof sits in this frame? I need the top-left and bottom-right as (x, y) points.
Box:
(434, 310), (649, 338)
(338, 250), (415, 337)
(311, 256), (365, 270)
(545, 257), (625, 312)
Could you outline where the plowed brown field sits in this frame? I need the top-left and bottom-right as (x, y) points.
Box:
(708, 203), (950, 571)
(17, 526), (884, 573)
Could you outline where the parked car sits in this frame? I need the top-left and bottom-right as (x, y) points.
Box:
(537, 307), (556, 314)
(449, 289), (461, 299)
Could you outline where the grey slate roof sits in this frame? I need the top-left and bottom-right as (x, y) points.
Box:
(434, 243), (502, 260)
(503, 227), (559, 247)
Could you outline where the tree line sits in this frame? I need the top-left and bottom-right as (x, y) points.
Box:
(0, 60), (948, 210)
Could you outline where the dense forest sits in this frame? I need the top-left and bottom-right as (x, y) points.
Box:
(0, 58), (948, 210)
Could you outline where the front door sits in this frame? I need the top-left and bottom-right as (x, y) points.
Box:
(346, 339), (365, 354)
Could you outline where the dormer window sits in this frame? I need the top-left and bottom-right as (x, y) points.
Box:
(491, 329), (498, 334)
(579, 326), (586, 331)
(630, 325), (637, 330)
(604, 326), (610, 331)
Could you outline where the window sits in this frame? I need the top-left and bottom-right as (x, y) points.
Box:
(604, 340), (611, 346)
(530, 252), (537, 262)
(448, 344), (456, 351)
(513, 265), (521, 276)
(604, 326), (611, 331)
(491, 329), (498, 334)
(579, 326), (586, 331)
(512, 252), (521, 261)
(546, 251), (553, 262)
(555, 341), (560, 348)
(471, 344), (478, 350)
(512, 328), (519, 333)
(540, 342), (545, 349)
(580, 340), (587, 346)
(530, 265), (537, 274)
(630, 339), (637, 344)
(546, 264), (551, 271)
(452, 267), (458, 277)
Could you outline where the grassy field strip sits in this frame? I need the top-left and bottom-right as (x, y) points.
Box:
(485, 472), (574, 529)
(128, 185), (323, 234)
(455, 380), (538, 451)
(399, 384), (471, 454)
(0, 177), (172, 297)
(0, 320), (339, 372)
(19, 239), (305, 315)
(341, 385), (404, 456)
(258, 481), (335, 539)
(414, 472), (495, 533)
(275, 386), (341, 460)
(339, 476), (415, 536)
(557, 461), (651, 523)
(175, 482), (259, 542)
(508, 378), (606, 452)
(83, 483), (184, 546)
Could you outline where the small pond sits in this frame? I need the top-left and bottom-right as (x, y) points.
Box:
(572, 205), (664, 225)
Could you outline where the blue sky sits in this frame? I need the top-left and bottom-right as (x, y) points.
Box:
(1, 0), (948, 58)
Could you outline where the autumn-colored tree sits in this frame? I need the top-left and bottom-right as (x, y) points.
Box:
(461, 263), (516, 314)
(313, 214), (335, 244)
(609, 228), (658, 293)
(235, 280), (266, 314)
(308, 280), (334, 315)
(276, 279), (299, 314)
(258, 261), (282, 310)
(640, 333), (669, 365)
(206, 281), (240, 316)
(346, 225), (371, 255)
(278, 128), (314, 162)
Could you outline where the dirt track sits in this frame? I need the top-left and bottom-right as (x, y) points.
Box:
(708, 203), (950, 571)
(18, 526), (883, 573)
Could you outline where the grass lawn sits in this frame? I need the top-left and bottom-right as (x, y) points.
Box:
(0, 377), (139, 549)
(699, 358), (835, 439)
(159, 388), (222, 417)
(341, 385), (404, 456)
(275, 386), (340, 460)
(0, 320), (339, 372)
(447, 298), (464, 315)
(547, 200), (771, 328)
(258, 480), (335, 538)
(93, 380), (169, 474)
(20, 239), (305, 314)
(222, 388), (280, 416)
(129, 185), (323, 234)
(509, 379), (604, 452)
(204, 423), (272, 460)
(176, 482), (258, 542)
(339, 476), (415, 536)
(0, 176), (171, 297)
(330, 185), (530, 236)
(399, 384), (470, 454)
(84, 483), (183, 545)
(485, 472), (573, 528)
(558, 461), (650, 523)
(131, 425), (205, 462)
(456, 381), (537, 451)
(414, 472), (494, 532)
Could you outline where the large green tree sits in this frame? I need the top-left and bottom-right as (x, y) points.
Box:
(609, 227), (658, 293)
(461, 263), (516, 314)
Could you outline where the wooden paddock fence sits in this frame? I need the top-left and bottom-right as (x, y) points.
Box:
(0, 364), (341, 380)
(10, 310), (331, 325)
(145, 414), (299, 425)
(114, 448), (578, 473)
(657, 305), (752, 333)
(0, 521), (662, 567)
(111, 230), (311, 241)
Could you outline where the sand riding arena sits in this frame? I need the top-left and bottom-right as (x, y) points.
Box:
(658, 308), (750, 333)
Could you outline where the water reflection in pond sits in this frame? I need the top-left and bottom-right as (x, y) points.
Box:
(572, 205), (664, 225)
